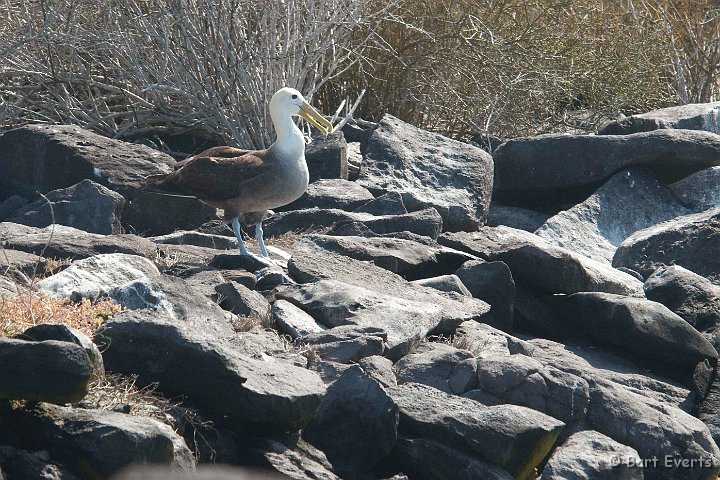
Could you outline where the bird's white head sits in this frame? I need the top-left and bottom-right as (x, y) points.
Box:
(269, 87), (334, 137)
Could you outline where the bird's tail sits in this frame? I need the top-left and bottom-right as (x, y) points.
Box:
(142, 173), (197, 199)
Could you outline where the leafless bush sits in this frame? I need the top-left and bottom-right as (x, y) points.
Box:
(0, 0), (395, 148)
(330, 0), (720, 141)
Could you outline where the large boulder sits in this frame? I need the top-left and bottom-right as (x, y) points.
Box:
(36, 253), (160, 301)
(669, 166), (720, 211)
(359, 114), (494, 231)
(562, 293), (718, 378)
(613, 206), (720, 283)
(0, 337), (93, 404)
(540, 430), (643, 480)
(493, 129), (720, 205)
(4, 179), (126, 234)
(0, 222), (157, 261)
(644, 265), (720, 333)
(4, 403), (194, 478)
(600, 102), (720, 135)
(298, 234), (474, 280)
(535, 169), (692, 263)
(455, 259), (516, 328)
(279, 178), (373, 212)
(302, 366), (398, 479)
(0, 124), (215, 234)
(390, 382), (564, 480)
(439, 227), (644, 296)
(98, 309), (326, 431)
(587, 379), (720, 479)
(394, 342), (477, 394)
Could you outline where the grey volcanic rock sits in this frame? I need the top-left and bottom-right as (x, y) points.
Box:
(0, 222), (157, 260)
(472, 354), (590, 424)
(393, 436), (514, 480)
(644, 265), (720, 332)
(215, 281), (271, 319)
(587, 378), (720, 480)
(0, 194), (28, 221)
(98, 310), (326, 430)
(440, 227), (644, 296)
(150, 230), (237, 250)
(359, 114), (494, 231)
(5, 179), (126, 234)
(600, 102), (720, 135)
(540, 430), (643, 480)
(275, 280), (441, 360)
(493, 129), (720, 204)
(300, 234), (473, 280)
(37, 253), (160, 301)
(263, 207), (443, 239)
(453, 321), (533, 358)
(280, 178), (373, 211)
(5, 403), (194, 478)
(0, 123), (215, 235)
(286, 237), (494, 333)
(272, 299), (326, 339)
(390, 382), (564, 480)
(394, 342), (478, 394)
(0, 445), (82, 480)
(0, 337), (93, 403)
(535, 169), (692, 263)
(0, 249), (46, 281)
(487, 203), (552, 232)
(299, 325), (387, 363)
(262, 439), (340, 480)
(306, 131), (348, 181)
(303, 366), (399, 479)
(455, 260), (516, 328)
(669, 166), (720, 210)
(412, 274), (471, 296)
(358, 355), (397, 388)
(562, 293), (718, 375)
(19, 323), (104, 384)
(613, 206), (720, 283)
(353, 191), (407, 216)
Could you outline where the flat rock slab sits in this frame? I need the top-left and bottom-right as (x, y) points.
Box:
(275, 280), (443, 360)
(587, 378), (720, 479)
(98, 310), (326, 431)
(263, 207), (443, 240)
(0, 337), (93, 403)
(286, 237), (494, 334)
(303, 366), (398, 479)
(563, 292), (718, 378)
(493, 129), (720, 204)
(5, 179), (125, 235)
(613, 206), (720, 283)
(540, 430), (643, 480)
(359, 114), (494, 231)
(535, 168), (692, 263)
(600, 102), (720, 135)
(150, 231), (237, 250)
(280, 178), (374, 212)
(645, 265), (720, 332)
(37, 253), (160, 301)
(0, 249), (46, 281)
(669, 166), (720, 210)
(439, 226), (644, 296)
(5, 403), (194, 478)
(390, 382), (564, 480)
(300, 234), (474, 280)
(0, 222), (157, 260)
(272, 299), (326, 339)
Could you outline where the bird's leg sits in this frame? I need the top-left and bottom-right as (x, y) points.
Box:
(255, 222), (269, 257)
(231, 217), (250, 255)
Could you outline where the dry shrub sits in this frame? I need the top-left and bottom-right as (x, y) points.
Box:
(0, 291), (122, 338)
(327, 0), (720, 141)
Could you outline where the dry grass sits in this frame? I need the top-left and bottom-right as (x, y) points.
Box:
(0, 291), (122, 338)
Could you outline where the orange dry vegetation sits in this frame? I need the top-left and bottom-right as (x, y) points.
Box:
(0, 292), (122, 338)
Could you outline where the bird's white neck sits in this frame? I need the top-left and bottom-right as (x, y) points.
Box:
(270, 113), (305, 160)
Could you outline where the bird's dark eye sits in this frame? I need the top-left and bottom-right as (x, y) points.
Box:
(291, 94), (298, 99)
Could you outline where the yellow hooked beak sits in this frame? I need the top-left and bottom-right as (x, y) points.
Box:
(299, 101), (334, 136)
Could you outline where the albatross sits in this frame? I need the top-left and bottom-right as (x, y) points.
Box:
(146, 87), (334, 259)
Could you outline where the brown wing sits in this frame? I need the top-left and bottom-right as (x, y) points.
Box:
(156, 150), (270, 202)
(172, 146), (253, 170)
